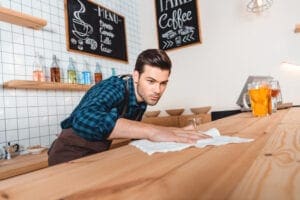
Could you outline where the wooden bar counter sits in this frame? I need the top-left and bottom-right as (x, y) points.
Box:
(0, 151), (48, 180)
(0, 108), (299, 199)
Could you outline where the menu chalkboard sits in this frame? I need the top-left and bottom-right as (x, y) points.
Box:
(64, 0), (128, 62)
(155, 0), (202, 51)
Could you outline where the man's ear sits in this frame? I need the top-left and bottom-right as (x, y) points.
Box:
(133, 70), (140, 83)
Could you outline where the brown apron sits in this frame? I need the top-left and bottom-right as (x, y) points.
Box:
(48, 75), (136, 166)
(47, 128), (111, 166)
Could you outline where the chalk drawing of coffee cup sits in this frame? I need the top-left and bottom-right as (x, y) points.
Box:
(175, 36), (182, 45)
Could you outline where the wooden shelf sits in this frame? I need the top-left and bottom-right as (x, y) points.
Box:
(3, 80), (92, 91)
(0, 6), (47, 29)
(295, 24), (300, 33)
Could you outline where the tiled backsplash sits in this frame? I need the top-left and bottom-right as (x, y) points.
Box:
(0, 0), (141, 149)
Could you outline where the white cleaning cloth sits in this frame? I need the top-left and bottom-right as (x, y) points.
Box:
(130, 128), (254, 155)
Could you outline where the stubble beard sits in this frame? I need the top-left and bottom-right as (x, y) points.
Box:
(136, 84), (160, 106)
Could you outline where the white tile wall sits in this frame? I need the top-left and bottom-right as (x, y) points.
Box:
(0, 109), (4, 119)
(18, 118), (28, 129)
(0, 0), (141, 149)
(6, 119), (17, 130)
(5, 107), (17, 118)
(18, 128), (29, 140)
(0, 120), (5, 131)
(6, 129), (18, 142)
(0, 131), (6, 143)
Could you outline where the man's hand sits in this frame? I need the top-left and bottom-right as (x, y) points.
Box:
(109, 118), (211, 143)
(148, 126), (211, 144)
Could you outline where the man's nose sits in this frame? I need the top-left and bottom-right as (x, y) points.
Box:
(153, 84), (161, 94)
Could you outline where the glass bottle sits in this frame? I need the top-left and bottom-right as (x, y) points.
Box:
(94, 62), (102, 84)
(111, 67), (116, 76)
(81, 60), (91, 85)
(32, 53), (45, 81)
(40, 56), (49, 82)
(4, 142), (11, 160)
(67, 57), (77, 84)
(50, 55), (60, 82)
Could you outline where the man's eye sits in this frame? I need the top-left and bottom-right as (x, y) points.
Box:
(148, 80), (155, 84)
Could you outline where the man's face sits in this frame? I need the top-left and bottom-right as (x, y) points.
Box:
(133, 65), (170, 106)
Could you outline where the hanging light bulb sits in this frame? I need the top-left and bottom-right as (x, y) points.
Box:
(257, 0), (263, 7)
(247, 0), (273, 13)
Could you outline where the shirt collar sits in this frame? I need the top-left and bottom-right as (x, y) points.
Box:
(128, 77), (147, 110)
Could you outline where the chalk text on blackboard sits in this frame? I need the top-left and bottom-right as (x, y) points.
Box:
(97, 7), (120, 24)
(66, 0), (128, 61)
(159, 8), (192, 29)
(159, 0), (192, 12)
(155, 0), (201, 50)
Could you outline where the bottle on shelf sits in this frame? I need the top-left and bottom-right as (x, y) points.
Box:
(4, 142), (11, 160)
(32, 52), (45, 82)
(50, 55), (60, 82)
(81, 60), (91, 85)
(67, 57), (77, 84)
(94, 62), (103, 84)
(40, 56), (49, 82)
(111, 67), (116, 76)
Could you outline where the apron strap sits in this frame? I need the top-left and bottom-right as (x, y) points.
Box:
(118, 74), (132, 117)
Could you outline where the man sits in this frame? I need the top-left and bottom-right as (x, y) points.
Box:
(48, 49), (210, 166)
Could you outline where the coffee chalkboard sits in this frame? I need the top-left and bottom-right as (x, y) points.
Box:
(155, 0), (202, 51)
(64, 0), (128, 62)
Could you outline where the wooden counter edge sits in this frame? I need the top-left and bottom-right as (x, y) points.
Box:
(0, 152), (48, 180)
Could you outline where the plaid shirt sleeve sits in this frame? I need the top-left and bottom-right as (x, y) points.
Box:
(62, 77), (126, 141)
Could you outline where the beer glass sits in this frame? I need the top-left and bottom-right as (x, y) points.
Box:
(188, 117), (202, 131)
(247, 81), (271, 117)
(269, 80), (280, 113)
(191, 117), (202, 131)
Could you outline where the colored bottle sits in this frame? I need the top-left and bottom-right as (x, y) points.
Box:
(32, 53), (45, 81)
(81, 60), (91, 85)
(50, 55), (60, 82)
(94, 62), (103, 84)
(67, 57), (77, 84)
(111, 67), (116, 76)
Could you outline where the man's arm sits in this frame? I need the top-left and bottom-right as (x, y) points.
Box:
(108, 118), (211, 143)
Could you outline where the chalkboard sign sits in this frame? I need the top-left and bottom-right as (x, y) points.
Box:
(64, 0), (128, 62)
(155, 0), (202, 51)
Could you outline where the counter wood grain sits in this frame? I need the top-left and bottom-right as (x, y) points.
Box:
(0, 108), (299, 200)
(0, 151), (48, 180)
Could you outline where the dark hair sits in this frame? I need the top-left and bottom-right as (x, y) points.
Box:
(134, 49), (172, 74)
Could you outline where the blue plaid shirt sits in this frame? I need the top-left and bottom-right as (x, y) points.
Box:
(61, 76), (147, 141)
